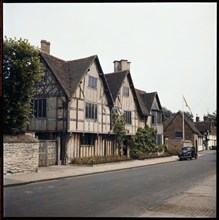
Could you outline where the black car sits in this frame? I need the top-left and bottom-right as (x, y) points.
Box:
(178, 146), (198, 160)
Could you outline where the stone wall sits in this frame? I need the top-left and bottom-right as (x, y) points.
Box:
(4, 142), (39, 175)
(165, 138), (192, 155)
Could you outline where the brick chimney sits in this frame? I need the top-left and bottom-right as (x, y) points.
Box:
(40, 40), (50, 54)
(114, 59), (131, 72)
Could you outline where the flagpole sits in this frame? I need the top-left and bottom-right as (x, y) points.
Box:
(182, 95), (185, 142)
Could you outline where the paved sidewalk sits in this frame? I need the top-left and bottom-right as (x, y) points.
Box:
(3, 150), (209, 187)
(4, 155), (179, 187)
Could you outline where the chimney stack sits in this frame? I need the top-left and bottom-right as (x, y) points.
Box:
(196, 115), (199, 122)
(203, 116), (209, 122)
(114, 59), (131, 72)
(40, 40), (50, 54)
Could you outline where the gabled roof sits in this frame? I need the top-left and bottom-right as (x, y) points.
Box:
(135, 89), (150, 116)
(41, 52), (70, 97)
(140, 92), (162, 112)
(105, 71), (127, 101)
(105, 70), (149, 116)
(195, 121), (212, 133)
(41, 53), (113, 106)
(164, 111), (202, 137)
(68, 55), (98, 98)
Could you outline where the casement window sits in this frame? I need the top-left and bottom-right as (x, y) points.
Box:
(152, 111), (162, 125)
(123, 86), (129, 97)
(175, 131), (183, 138)
(88, 75), (97, 89)
(33, 99), (46, 118)
(85, 102), (98, 119)
(156, 134), (163, 145)
(124, 111), (132, 124)
(81, 134), (95, 145)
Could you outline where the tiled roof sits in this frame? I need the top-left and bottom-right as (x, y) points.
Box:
(105, 71), (127, 101)
(67, 55), (98, 98)
(141, 92), (162, 112)
(195, 121), (211, 133)
(41, 53), (113, 105)
(41, 52), (70, 97)
(105, 71), (149, 116)
(164, 111), (202, 137)
(135, 89), (150, 116)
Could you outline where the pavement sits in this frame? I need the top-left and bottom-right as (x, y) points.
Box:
(3, 150), (216, 218)
(4, 154), (180, 187)
(3, 150), (211, 187)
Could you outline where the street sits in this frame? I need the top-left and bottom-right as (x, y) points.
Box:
(4, 151), (216, 217)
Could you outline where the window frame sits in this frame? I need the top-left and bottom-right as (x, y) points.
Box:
(124, 111), (132, 124)
(85, 102), (98, 120)
(33, 98), (47, 118)
(88, 75), (97, 89)
(123, 86), (129, 97)
(175, 131), (183, 138)
(81, 134), (95, 146)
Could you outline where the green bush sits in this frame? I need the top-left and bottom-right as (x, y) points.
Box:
(71, 155), (132, 166)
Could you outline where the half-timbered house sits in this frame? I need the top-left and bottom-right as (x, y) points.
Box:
(105, 60), (149, 154)
(135, 89), (164, 145)
(28, 40), (114, 164)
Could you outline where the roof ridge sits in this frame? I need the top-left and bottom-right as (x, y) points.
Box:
(67, 55), (97, 62)
(41, 52), (67, 63)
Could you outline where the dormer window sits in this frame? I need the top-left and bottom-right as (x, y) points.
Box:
(123, 86), (129, 97)
(88, 75), (97, 89)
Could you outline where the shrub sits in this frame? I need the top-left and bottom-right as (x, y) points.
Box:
(71, 155), (132, 166)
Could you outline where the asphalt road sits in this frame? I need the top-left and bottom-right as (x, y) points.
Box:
(4, 151), (216, 217)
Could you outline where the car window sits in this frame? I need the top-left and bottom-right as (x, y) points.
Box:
(182, 147), (191, 151)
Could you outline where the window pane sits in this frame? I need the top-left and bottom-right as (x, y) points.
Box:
(123, 87), (129, 96)
(85, 102), (97, 120)
(33, 99), (46, 118)
(88, 76), (97, 89)
(175, 132), (182, 138)
(125, 111), (131, 124)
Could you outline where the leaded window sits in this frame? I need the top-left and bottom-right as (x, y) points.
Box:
(85, 102), (98, 119)
(33, 98), (46, 118)
(124, 111), (132, 124)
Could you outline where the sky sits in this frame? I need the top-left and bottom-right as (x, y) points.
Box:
(3, 2), (217, 120)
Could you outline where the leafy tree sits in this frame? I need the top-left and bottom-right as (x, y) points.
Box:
(3, 37), (44, 134)
(162, 106), (175, 120)
(184, 111), (194, 122)
(112, 112), (127, 156)
(130, 126), (157, 159)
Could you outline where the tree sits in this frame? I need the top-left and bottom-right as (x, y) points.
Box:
(162, 106), (175, 120)
(112, 112), (127, 156)
(3, 37), (45, 134)
(184, 111), (194, 122)
(130, 126), (157, 159)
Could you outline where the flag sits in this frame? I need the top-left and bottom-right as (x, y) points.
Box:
(183, 96), (192, 114)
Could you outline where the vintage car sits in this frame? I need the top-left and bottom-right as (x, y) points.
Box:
(178, 146), (198, 160)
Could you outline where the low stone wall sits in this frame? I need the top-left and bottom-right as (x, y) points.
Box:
(165, 139), (193, 155)
(4, 141), (39, 175)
